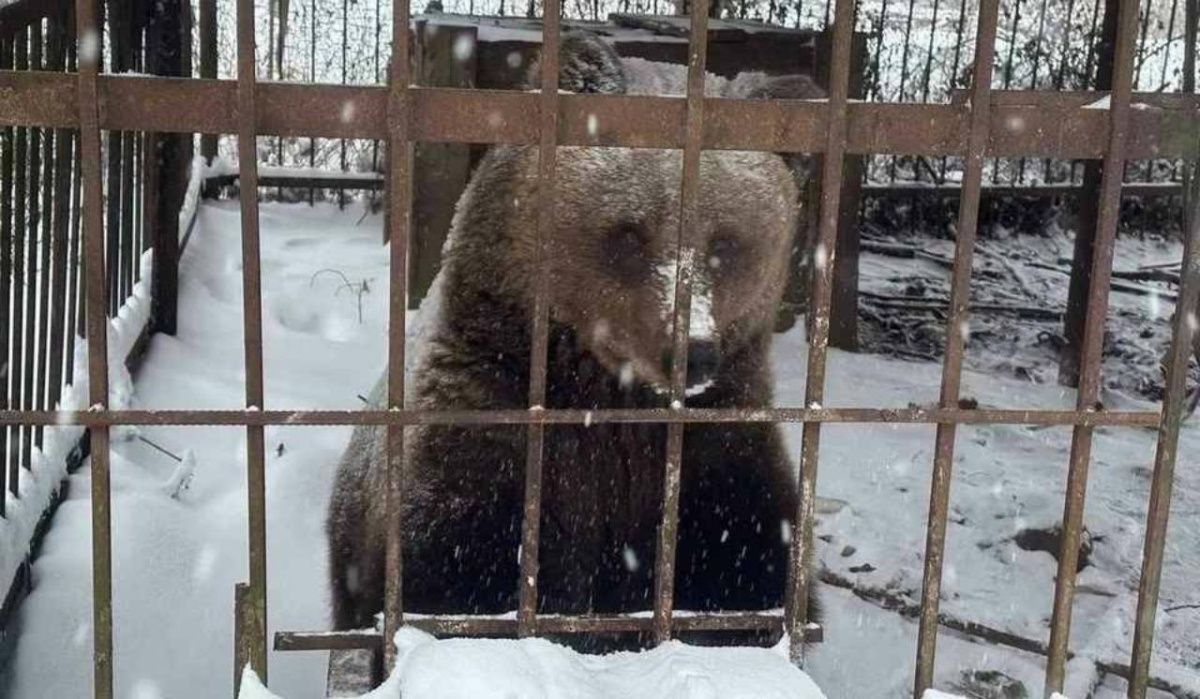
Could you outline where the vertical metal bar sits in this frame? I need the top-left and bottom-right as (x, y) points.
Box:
(994, 0), (1022, 185)
(1047, 0), (1078, 182)
(64, 26), (81, 383)
(1159, 0), (1180, 90)
(309, 0), (317, 207)
(0, 34), (12, 515)
(1044, 0), (1140, 693)
(67, 110), (84, 381)
(897, 0), (917, 102)
(35, 13), (63, 452)
(48, 5), (72, 416)
(236, 0), (269, 681)
(516, 0), (562, 639)
(1084, 0), (1106, 89)
(919, 0), (942, 102)
(49, 98), (72, 422)
(912, 0), (1000, 693)
(1186, 0), (1196, 98)
(786, 0), (855, 662)
(104, 1), (122, 316)
(119, 111), (136, 308)
(24, 26), (43, 472)
(651, 0), (711, 645)
(340, 0), (348, 209)
(1135, 0), (1151, 88)
(939, 0), (970, 180)
(1126, 141), (1199, 699)
(11, 28), (28, 491)
(76, 0), (115, 693)
(382, 0), (414, 672)
(372, 0), (381, 173)
(1017, 0), (1050, 183)
(1127, 5), (1197, 696)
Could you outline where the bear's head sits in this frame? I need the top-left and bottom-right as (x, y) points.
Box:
(441, 33), (823, 397)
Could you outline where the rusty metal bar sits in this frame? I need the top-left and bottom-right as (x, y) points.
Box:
(276, 611), (824, 651)
(786, 0), (855, 664)
(912, 0), (1001, 692)
(516, 0), (561, 639)
(652, 0), (711, 646)
(1127, 7), (1199, 693)
(1126, 145), (1199, 699)
(382, 0), (414, 673)
(1044, 0), (1141, 693)
(235, 0), (269, 683)
(0, 406), (1165, 428)
(75, 0), (114, 694)
(1, 34), (12, 514)
(3, 74), (1199, 159)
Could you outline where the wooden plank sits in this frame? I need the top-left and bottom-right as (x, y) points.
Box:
(608, 13), (747, 41)
(410, 21), (477, 309)
(326, 649), (380, 697)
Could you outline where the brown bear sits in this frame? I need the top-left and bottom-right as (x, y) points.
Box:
(326, 32), (822, 650)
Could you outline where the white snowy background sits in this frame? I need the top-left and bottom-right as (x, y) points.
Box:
(0, 191), (1194, 697)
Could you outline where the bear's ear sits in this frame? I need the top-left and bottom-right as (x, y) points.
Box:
(725, 73), (825, 181)
(525, 31), (628, 94)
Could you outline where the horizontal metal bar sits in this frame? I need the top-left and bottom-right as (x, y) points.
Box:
(0, 407), (1161, 427)
(203, 172), (384, 191)
(2, 72), (1197, 159)
(862, 182), (1187, 199)
(275, 614), (824, 651)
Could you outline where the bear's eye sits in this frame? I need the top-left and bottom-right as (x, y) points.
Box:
(602, 222), (651, 282)
(707, 234), (743, 274)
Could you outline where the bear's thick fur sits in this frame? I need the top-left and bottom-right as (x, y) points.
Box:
(326, 32), (822, 649)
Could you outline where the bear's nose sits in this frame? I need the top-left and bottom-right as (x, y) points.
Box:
(686, 340), (720, 388)
(661, 341), (720, 389)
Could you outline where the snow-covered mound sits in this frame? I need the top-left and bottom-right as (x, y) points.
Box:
(238, 628), (828, 699)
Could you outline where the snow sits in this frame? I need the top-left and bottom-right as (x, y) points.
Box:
(0, 248), (154, 629)
(4, 200), (1197, 698)
(239, 628), (828, 699)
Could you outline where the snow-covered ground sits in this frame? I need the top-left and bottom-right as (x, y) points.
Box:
(1, 199), (1197, 698)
